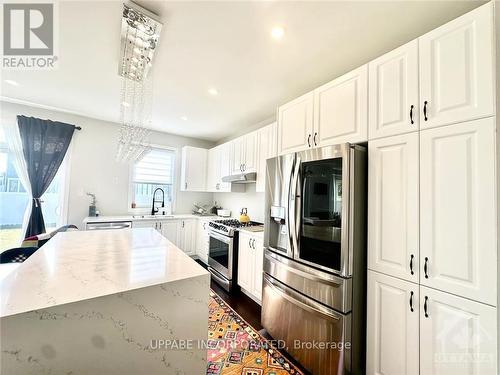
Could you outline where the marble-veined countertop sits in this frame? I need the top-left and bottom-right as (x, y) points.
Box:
(0, 228), (208, 318)
(82, 213), (216, 224)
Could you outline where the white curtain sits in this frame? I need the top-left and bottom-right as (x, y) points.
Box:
(4, 122), (32, 244)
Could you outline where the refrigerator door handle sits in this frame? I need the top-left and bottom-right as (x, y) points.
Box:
(289, 157), (301, 255)
(264, 274), (341, 321)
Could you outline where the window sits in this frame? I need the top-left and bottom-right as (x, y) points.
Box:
(0, 127), (69, 251)
(129, 147), (176, 212)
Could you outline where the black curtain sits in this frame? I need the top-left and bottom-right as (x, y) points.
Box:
(17, 116), (76, 238)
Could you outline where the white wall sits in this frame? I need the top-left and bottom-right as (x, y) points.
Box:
(0, 101), (215, 228)
(213, 184), (265, 223)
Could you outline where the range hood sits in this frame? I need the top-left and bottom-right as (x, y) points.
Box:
(222, 172), (257, 184)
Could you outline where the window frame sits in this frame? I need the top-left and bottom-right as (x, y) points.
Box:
(127, 144), (178, 214)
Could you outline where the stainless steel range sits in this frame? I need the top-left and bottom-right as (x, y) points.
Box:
(263, 143), (367, 375)
(207, 219), (263, 292)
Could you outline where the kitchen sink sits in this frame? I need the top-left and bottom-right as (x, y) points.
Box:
(132, 214), (174, 219)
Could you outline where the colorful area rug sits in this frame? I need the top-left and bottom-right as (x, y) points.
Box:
(207, 291), (304, 375)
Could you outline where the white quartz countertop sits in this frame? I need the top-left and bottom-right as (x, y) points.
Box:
(0, 228), (208, 318)
(83, 213), (216, 223)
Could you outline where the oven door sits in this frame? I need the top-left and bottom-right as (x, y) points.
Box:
(290, 144), (353, 277)
(208, 231), (233, 279)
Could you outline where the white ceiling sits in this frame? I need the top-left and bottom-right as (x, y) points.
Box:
(1, 0), (484, 141)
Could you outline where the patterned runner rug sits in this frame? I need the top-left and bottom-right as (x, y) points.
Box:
(207, 291), (304, 375)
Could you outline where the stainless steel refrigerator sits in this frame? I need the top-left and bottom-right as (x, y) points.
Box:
(262, 143), (367, 375)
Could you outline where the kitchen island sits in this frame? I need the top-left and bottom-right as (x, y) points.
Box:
(0, 228), (210, 374)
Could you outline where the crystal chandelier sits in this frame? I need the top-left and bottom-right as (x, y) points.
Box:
(116, 3), (162, 162)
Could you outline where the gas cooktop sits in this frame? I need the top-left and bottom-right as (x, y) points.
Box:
(209, 219), (263, 236)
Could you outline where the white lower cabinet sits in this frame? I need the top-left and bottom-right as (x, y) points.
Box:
(367, 271), (497, 375)
(195, 219), (210, 263)
(420, 286), (497, 375)
(177, 219), (195, 255)
(238, 232), (264, 302)
(160, 220), (179, 246)
(367, 271), (419, 375)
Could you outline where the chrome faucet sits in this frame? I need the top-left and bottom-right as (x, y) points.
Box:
(151, 188), (165, 215)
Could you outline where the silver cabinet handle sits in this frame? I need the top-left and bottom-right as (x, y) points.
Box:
(307, 134), (311, 147)
(184, 182), (188, 189)
(160, 221), (162, 230)
(249, 238), (252, 248)
(313, 132), (318, 146)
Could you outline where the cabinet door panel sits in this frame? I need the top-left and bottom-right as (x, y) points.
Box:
(231, 137), (245, 175)
(368, 133), (419, 282)
(277, 92), (314, 155)
(419, 3), (494, 129)
(420, 118), (496, 306)
(162, 220), (179, 246)
(420, 286), (497, 375)
(366, 271), (419, 375)
(314, 64), (368, 146)
(256, 122), (277, 193)
(369, 40), (419, 139)
(206, 148), (218, 192)
(237, 232), (253, 291)
(244, 131), (258, 172)
(252, 236), (264, 302)
(181, 147), (207, 191)
(219, 143), (232, 191)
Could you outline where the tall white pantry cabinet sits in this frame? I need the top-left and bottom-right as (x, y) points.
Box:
(366, 2), (498, 375)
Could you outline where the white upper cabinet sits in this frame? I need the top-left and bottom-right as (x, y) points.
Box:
(369, 40), (419, 139)
(243, 131), (258, 172)
(277, 91), (314, 155)
(256, 122), (277, 193)
(314, 64), (368, 145)
(180, 146), (207, 192)
(230, 132), (258, 174)
(206, 147), (218, 192)
(230, 136), (245, 175)
(420, 286), (497, 375)
(367, 271), (419, 375)
(419, 2), (494, 129)
(368, 133), (419, 283)
(420, 118), (496, 306)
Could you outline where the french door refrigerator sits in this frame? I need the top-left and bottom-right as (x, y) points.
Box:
(263, 143), (367, 375)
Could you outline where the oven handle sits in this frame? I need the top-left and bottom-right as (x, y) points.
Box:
(264, 274), (341, 321)
(208, 230), (232, 244)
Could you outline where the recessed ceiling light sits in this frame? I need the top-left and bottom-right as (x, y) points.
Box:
(5, 79), (19, 86)
(271, 26), (285, 40)
(181, 116), (188, 121)
(121, 101), (130, 107)
(208, 88), (218, 96)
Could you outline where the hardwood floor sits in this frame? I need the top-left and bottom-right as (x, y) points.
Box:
(210, 279), (263, 330)
(197, 260), (311, 375)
